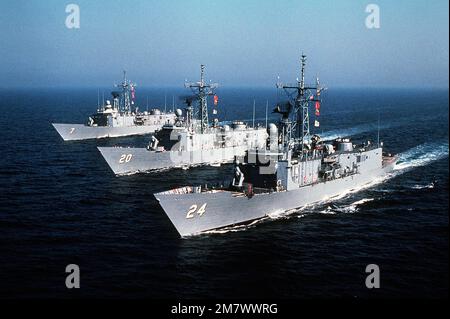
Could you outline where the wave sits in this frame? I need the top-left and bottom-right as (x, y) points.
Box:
(201, 195), (379, 236)
(411, 182), (435, 190)
(202, 207), (308, 236)
(394, 142), (449, 172)
(202, 219), (263, 235)
(319, 198), (374, 215)
(319, 206), (337, 215)
(267, 206), (307, 220)
(351, 198), (375, 205)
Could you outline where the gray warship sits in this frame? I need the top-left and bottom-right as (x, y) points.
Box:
(154, 55), (398, 237)
(52, 72), (176, 141)
(98, 65), (268, 175)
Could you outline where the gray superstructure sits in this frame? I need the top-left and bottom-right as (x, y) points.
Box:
(154, 55), (398, 237)
(52, 72), (176, 141)
(98, 65), (268, 175)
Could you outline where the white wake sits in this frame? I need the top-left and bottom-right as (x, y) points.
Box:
(394, 142), (449, 172)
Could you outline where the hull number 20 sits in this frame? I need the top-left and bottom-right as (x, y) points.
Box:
(119, 154), (133, 163)
(186, 203), (207, 219)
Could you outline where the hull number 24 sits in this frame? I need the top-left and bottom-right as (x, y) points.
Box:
(186, 203), (207, 219)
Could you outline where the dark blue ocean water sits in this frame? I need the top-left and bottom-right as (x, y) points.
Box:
(0, 87), (448, 298)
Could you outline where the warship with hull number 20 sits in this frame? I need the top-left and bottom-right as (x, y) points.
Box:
(154, 55), (398, 237)
(98, 65), (268, 175)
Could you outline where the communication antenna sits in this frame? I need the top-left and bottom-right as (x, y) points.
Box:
(164, 92), (167, 113)
(252, 99), (256, 128)
(265, 100), (269, 128)
(377, 111), (380, 147)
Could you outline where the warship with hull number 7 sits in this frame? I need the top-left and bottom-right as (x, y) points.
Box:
(154, 55), (398, 237)
(52, 72), (176, 141)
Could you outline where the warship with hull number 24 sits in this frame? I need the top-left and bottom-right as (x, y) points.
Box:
(154, 55), (398, 237)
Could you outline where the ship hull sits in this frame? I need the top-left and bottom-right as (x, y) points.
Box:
(52, 123), (164, 141)
(98, 145), (248, 175)
(154, 163), (396, 237)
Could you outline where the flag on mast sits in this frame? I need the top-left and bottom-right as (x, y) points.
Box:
(314, 120), (320, 127)
(213, 95), (218, 106)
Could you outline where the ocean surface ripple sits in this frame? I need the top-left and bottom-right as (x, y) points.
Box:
(0, 88), (448, 298)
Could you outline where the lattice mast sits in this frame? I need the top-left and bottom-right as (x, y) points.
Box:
(115, 70), (136, 113)
(277, 54), (323, 155)
(185, 65), (218, 133)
